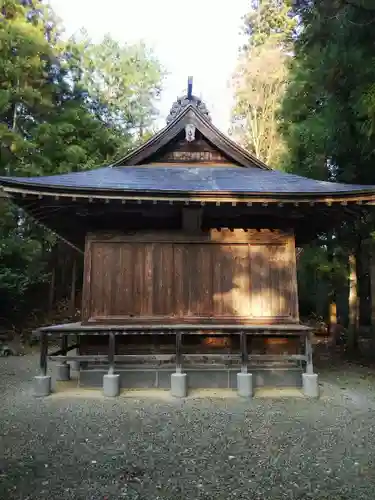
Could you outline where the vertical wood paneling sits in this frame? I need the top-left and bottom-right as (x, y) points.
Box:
(82, 238), (92, 322)
(269, 245), (280, 317)
(212, 244), (250, 317)
(133, 243), (145, 316)
(234, 244), (251, 316)
(101, 244), (114, 316)
(91, 243), (103, 318)
(287, 237), (299, 320)
(185, 244), (213, 316)
(249, 241), (298, 320)
(212, 245), (224, 316)
(153, 243), (174, 315)
(83, 231), (299, 323)
(249, 245), (263, 318)
(173, 244), (185, 317)
(143, 244), (154, 315)
(113, 243), (124, 315)
(198, 245), (213, 316)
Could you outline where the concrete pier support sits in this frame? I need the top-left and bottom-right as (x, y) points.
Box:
(103, 374), (120, 397)
(56, 363), (70, 381)
(304, 332), (319, 397)
(302, 373), (319, 398)
(34, 375), (51, 397)
(237, 372), (253, 397)
(171, 372), (187, 398)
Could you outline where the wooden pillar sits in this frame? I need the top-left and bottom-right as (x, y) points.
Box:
(49, 267), (55, 314)
(175, 332), (182, 373)
(369, 241), (375, 328)
(103, 332), (120, 397)
(61, 334), (68, 359)
(108, 332), (116, 375)
(305, 332), (314, 374)
(70, 258), (77, 317)
(40, 331), (48, 376)
(240, 331), (248, 373)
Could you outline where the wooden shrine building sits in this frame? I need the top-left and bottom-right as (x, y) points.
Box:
(2, 79), (375, 398)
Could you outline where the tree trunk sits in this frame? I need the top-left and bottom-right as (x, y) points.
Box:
(347, 252), (359, 351)
(368, 240), (375, 352)
(328, 299), (337, 339)
(358, 239), (371, 327)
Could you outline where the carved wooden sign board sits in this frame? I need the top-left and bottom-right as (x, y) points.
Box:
(154, 134), (231, 164)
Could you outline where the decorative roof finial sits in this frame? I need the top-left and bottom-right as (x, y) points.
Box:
(187, 76), (193, 100)
(166, 77), (211, 124)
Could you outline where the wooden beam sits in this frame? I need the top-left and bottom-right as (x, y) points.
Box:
(40, 331), (48, 376)
(61, 334), (68, 357)
(182, 207), (202, 232)
(108, 332), (116, 375)
(305, 333), (313, 374)
(48, 343), (79, 357)
(240, 331), (248, 373)
(176, 331), (182, 373)
(70, 258), (77, 317)
(49, 355), (107, 362)
(248, 354), (307, 362)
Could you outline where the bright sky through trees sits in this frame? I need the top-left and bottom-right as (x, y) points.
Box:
(48, 0), (248, 132)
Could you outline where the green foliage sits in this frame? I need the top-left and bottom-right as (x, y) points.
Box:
(0, 0), (164, 325)
(280, 1), (375, 186)
(278, 0), (375, 324)
(79, 33), (164, 141)
(242, 0), (297, 49)
(232, 1), (294, 168)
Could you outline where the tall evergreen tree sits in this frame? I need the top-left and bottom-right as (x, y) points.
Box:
(231, 1), (295, 167)
(280, 0), (375, 338)
(0, 0), (164, 327)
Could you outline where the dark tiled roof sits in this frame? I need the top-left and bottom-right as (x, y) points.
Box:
(1, 165), (375, 196)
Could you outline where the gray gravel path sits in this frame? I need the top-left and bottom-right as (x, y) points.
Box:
(1, 355), (375, 500)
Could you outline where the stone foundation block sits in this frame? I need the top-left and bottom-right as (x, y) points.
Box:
(56, 363), (70, 381)
(302, 373), (319, 398)
(103, 374), (120, 397)
(34, 375), (51, 397)
(237, 372), (253, 398)
(171, 372), (187, 398)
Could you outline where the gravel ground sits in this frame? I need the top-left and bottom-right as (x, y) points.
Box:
(1, 355), (375, 499)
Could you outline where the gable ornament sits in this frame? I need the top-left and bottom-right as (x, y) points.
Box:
(185, 123), (196, 142)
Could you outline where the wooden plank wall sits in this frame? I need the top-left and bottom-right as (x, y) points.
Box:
(82, 229), (299, 324)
